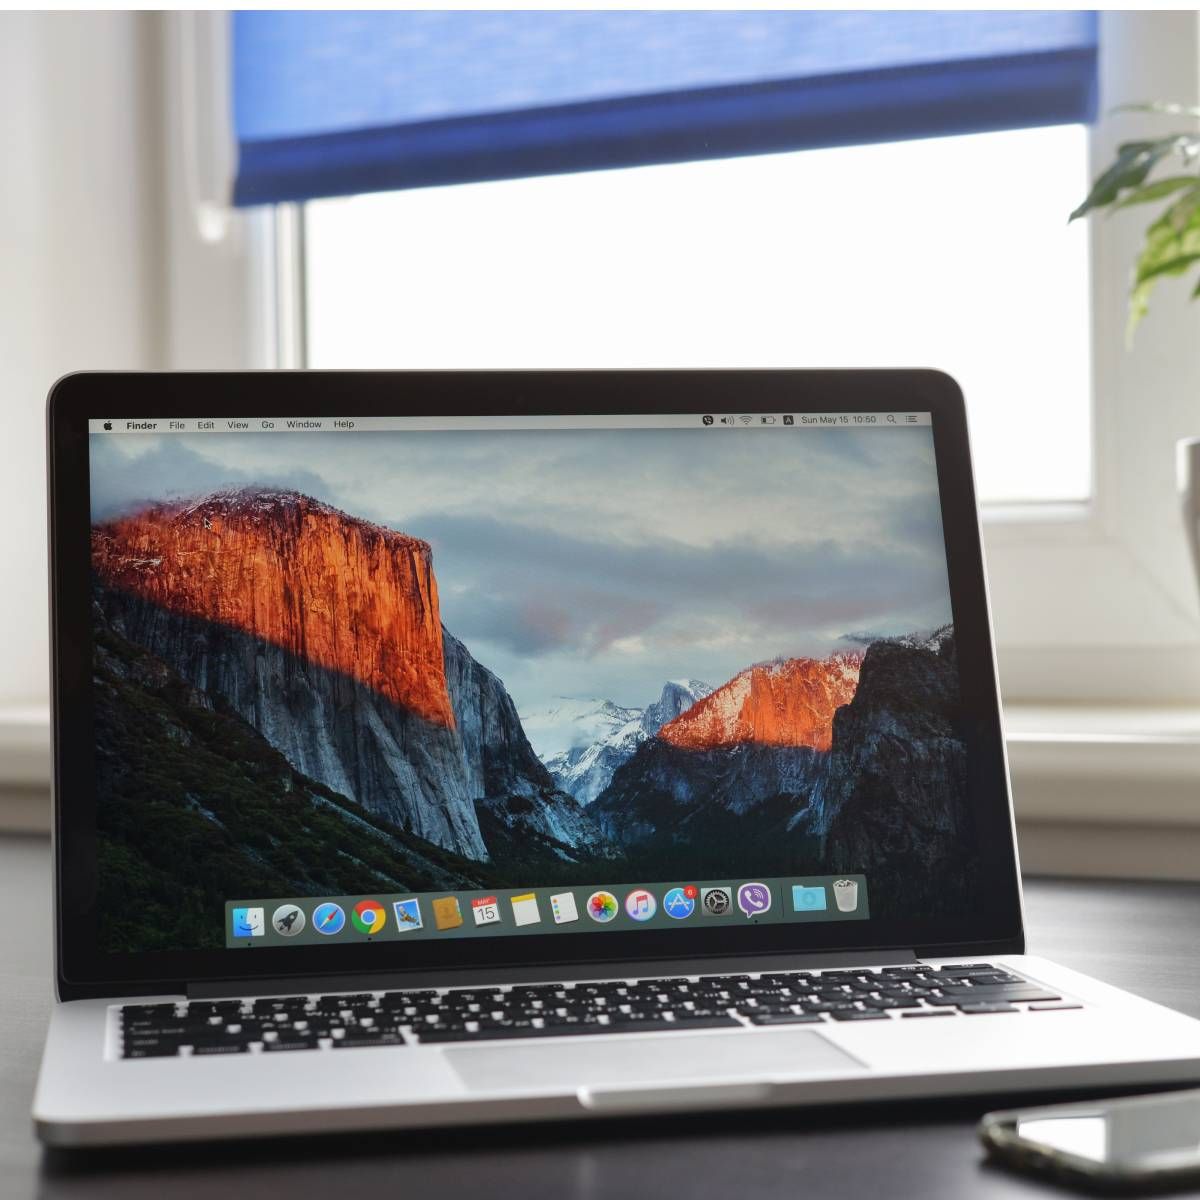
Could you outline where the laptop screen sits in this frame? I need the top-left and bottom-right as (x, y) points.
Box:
(86, 410), (973, 955)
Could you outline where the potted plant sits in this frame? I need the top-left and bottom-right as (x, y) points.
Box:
(1071, 102), (1200, 338)
(1073, 104), (1200, 580)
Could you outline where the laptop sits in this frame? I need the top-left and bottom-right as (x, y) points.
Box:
(34, 369), (1200, 1147)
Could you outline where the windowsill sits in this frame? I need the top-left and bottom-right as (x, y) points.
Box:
(0, 705), (51, 834)
(0, 704), (50, 786)
(1005, 704), (1200, 826)
(980, 500), (1090, 526)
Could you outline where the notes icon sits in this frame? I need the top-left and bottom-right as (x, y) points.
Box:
(511, 893), (541, 927)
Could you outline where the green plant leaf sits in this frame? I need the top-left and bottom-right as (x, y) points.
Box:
(1114, 101), (1200, 119)
(1127, 279), (1153, 345)
(1161, 185), (1200, 233)
(1071, 137), (1190, 220)
(1135, 195), (1200, 285)
(1138, 252), (1200, 287)
(1110, 176), (1200, 211)
(1126, 196), (1200, 340)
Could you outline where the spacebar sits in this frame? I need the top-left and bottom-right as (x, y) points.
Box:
(418, 1016), (741, 1043)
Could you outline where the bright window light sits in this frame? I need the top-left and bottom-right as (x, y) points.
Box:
(305, 124), (1091, 505)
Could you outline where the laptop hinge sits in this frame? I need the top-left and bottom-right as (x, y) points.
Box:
(185, 948), (922, 1000)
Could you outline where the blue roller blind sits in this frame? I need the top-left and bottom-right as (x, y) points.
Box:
(232, 10), (1098, 207)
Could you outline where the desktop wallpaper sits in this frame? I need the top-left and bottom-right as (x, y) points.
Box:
(88, 424), (975, 952)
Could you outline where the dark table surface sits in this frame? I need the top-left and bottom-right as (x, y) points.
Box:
(5, 832), (1200, 1200)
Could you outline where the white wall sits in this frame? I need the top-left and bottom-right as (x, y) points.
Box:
(0, 13), (163, 707)
(0, 12), (268, 717)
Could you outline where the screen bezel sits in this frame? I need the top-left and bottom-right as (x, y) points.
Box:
(49, 369), (1025, 999)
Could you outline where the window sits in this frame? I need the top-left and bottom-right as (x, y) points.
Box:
(305, 123), (1092, 506)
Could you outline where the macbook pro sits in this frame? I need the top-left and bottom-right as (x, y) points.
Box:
(34, 370), (1200, 1146)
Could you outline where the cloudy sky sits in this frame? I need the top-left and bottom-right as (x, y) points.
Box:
(90, 426), (952, 716)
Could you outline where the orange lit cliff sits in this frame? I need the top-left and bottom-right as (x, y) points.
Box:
(90, 488), (455, 728)
(657, 652), (861, 752)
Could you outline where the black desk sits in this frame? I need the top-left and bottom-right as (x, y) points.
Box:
(4, 833), (1199, 1200)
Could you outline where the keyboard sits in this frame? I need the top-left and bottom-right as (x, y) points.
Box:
(118, 962), (1078, 1058)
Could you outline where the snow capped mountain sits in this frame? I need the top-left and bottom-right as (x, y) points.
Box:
(841, 625), (954, 654)
(519, 697), (642, 763)
(521, 680), (711, 805)
(640, 679), (714, 734)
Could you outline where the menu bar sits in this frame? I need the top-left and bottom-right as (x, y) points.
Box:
(225, 874), (869, 949)
(90, 414), (931, 435)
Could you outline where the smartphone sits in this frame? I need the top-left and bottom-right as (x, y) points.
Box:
(980, 1090), (1200, 1194)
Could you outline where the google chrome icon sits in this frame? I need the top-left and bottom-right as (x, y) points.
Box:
(587, 890), (619, 923)
(351, 899), (386, 934)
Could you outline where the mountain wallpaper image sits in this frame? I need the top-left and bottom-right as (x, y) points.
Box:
(88, 427), (974, 951)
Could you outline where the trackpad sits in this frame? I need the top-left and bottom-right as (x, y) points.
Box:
(445, 1030), (864, 1092)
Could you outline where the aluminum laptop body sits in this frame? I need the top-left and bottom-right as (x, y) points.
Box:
(34, 370), (1200, 1147)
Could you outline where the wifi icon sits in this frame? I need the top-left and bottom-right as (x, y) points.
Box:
(738, 415), (753, 426)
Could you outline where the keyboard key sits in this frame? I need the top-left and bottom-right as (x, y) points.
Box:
(333, 1029), (405, 1048)
(125, 1043), (183, 1058)
(1028, 1002), (1083, 1012)
(940, 987), (1062, 1004)
(900, 1009), (954, 1018)
(748, 1012), (824, 1026)
(958, 1003), (1020, 1014)
(669, 1014), (742, 1029)
(263, 1036), (321, 1051)
(830, 1009), (891, 1021)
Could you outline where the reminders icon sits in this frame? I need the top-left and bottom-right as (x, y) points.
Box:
(511, 893), (541, 927)
(550, 892), (579, 924)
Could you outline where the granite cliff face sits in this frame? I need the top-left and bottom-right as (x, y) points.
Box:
(91, 488), (604, 865)
(93, 585), (490, 859)
(658, 654), (861, 752)
(91, 610), (493, 951)
(590, 651), (859, 861)
(591, 739), (826, 855)
(817, 631), (972, 916)
(443, 629), (610, 862)
(92, 488), (455, 726)
(591, 635), (971, 903)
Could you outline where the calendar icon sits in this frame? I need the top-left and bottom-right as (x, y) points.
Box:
(471, 895), (501, 926)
